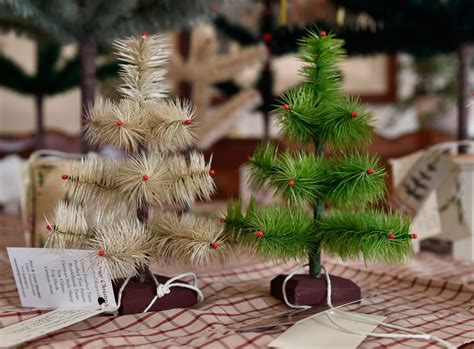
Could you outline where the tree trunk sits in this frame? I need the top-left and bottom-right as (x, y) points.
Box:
(263, 112), (271, 143)
(79, 38), (97, 153)
(309, 139), (324, 278)
(35, 94), (44, 149)
(177, 28), (192, 101)
(258, 63), (274, 143)
(457, 44), (471, 153)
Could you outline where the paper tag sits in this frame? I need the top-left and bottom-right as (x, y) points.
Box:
(0, 308), (105, 347)
(269, 310), (386, 348)
(7, 247), (116, 309)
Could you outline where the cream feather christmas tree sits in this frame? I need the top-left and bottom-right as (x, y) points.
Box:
(44, 34), (225, 314)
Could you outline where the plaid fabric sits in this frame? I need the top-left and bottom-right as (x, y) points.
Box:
(1, 214), (473, 348)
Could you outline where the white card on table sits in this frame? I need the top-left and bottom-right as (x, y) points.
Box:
(269, 310), (386, 348)
(6, 247), (116, 309)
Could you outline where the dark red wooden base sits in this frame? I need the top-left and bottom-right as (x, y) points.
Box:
(113, 274), (198, 315)
(270, 274), (361, 306)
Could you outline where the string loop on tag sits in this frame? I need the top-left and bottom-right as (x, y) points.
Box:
(282, 264), (456, 349)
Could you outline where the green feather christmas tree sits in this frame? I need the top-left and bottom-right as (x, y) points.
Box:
(223, 30), (415, 306)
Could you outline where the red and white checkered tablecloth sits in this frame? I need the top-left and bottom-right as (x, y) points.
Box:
(0, 213), (473, 348)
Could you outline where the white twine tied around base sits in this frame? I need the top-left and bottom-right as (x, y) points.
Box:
(143, 272), (204, 313)
(102, 271), (204, 314)
(282, 264), (456, 349)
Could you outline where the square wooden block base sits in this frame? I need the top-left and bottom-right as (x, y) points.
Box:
(270, 274), (361, 306)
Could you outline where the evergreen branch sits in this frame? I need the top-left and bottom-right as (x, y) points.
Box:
(165, 152), (216, 206)
(145, 99), (197, 153)
(96, 59), (119, 80)
(316, 96), (374, 148)
(298, 30), (345, 90)
(80, 0), (133, 38)
(213, 14), (259, 45)
(269, 151), (326, 205)
(0, 0), (76, 42)
(317, 210), (414, 264)
(84, 98), (147, 152)
(65, 157), (124, 207)
(249, 142), (326, 205)
(277, 85), (320, 143)
(223, 199), (246, 243)
(325, 152), (386, 207)
(224, 200), (315, 261)
(0, 54), (33, 94)
(45, 201), (90, 249)
(37, 42), (61, 80)
(247, 142), (279, 188)
(86, 217), (152, 279)
(223, 197), (258, 244)
(111, 0), (211, 39)
(114, 34), (170, 102)
(149, 212), (226, 267)
(48, 53), (80, 95)
(115, 152), (171, 207)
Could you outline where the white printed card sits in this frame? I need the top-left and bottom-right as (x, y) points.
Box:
(7, 247), (116, 309)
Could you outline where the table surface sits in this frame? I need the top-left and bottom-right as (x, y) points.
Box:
(1, 213), (473, 348)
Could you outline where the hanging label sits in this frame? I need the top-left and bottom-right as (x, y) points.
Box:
(0, 308), (105, 347)
(6, 247), (116, 309)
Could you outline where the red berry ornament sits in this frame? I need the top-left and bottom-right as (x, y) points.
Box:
(183, 119), (193, 125)
(367, 169), (375, 175)
(209, 169), (215, 175)
(98, 250), (106, 257)
(411, 233), (417, 239)
(142, 175), (149, 181)
(351, 111), (358, 118)
(61, 174), (69, 180)
(321, 31), (327, 37)
(116, 120), (124, 126)
(256, 230), (265, 238)
(210, 242), (220, 250)
(263, 32), (272, 42)
(283, 103), (290, 110)
(288, 180), (295, 186)
(142, 32), (148, 39)
(46, 224), (53, 231)
(388, 233), (396, 239)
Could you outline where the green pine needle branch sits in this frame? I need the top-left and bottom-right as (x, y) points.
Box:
(248, 143), (326, 205)
(316, 210), (414, 264)
(325, 152), (387, 207)
(224, 199), (315, 261)
(315, 96), (374, 148)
